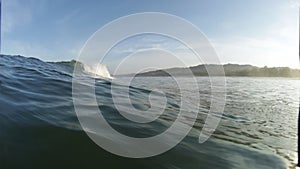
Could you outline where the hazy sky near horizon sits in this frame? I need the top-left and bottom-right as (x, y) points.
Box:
(2, 0), (299, 72)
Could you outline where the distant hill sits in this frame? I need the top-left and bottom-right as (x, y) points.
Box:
(130, 64), (300, 78)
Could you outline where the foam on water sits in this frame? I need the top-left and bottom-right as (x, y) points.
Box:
(83, 63), (113, 79)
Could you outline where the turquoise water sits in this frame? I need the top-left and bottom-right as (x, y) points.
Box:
(0, 55), (298, 168)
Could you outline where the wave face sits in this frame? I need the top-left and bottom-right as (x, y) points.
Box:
(0, 55), (297, 169)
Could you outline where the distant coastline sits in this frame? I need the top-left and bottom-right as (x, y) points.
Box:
(4, 55), (299, 78)
(122, 64), (300, 78)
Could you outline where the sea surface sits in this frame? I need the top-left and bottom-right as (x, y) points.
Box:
(0, 55), (299, 169)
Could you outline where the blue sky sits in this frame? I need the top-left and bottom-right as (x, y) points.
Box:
(2, 0), (299, 73)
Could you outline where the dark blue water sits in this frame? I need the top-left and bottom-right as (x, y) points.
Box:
(0, 55), (298, 169)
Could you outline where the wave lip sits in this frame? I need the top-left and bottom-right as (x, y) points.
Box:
(83, 63), (113, 79)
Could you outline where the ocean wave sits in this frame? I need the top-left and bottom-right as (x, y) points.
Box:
(0, 54), (291, 169)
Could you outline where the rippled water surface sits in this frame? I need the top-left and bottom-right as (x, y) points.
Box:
(0, 55), (299, 169)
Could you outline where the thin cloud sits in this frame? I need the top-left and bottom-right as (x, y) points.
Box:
(2, 0), (35, 33)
